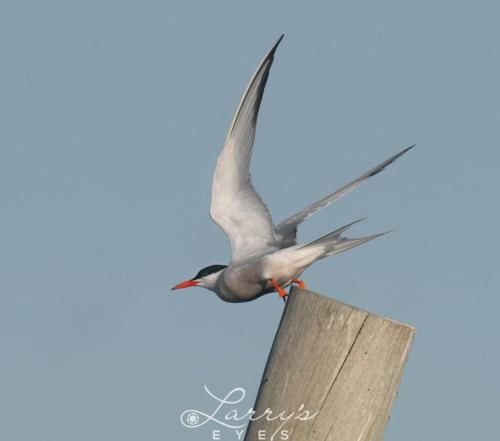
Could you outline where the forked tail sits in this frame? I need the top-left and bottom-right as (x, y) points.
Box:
(300, 219), (392, 259)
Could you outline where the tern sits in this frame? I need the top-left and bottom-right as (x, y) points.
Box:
(172, 35), (413, 302)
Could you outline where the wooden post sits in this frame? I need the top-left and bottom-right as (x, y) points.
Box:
(244, 287), (415, 441)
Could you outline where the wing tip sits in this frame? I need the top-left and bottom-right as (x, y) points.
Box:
(400, 144), (416, 156)
(269, 34), (285, 58)
(368, 144), (415, 178)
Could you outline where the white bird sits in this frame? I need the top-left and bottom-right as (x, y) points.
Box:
(172, 35), (413, 302)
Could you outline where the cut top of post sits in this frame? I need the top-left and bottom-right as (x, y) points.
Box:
(244, 287), (415, 441)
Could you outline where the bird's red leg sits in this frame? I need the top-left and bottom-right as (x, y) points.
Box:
(292, 278), (306, 289)
(270, 278), (288, 302)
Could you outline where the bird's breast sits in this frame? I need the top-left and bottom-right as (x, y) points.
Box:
(214, 260), (301, 303)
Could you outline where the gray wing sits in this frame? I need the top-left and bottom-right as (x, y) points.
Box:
(210, 35), (284, 262)
(275, 145), (414, 247)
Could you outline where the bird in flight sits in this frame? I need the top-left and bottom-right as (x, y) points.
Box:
(172, 35), (413, 302)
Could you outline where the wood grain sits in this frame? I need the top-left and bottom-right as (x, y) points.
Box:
(244, 287), (415, 441)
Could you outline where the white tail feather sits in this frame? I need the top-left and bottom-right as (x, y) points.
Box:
(300, 220), (393, 259)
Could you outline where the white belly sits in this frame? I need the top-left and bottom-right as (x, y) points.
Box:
(214, 256), (305, 303)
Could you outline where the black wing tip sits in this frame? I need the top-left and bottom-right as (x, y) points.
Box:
(394, 144), (416, 159)
(403, 144), (416, 153)
(269, 34), (285, 57)
(368, 144), (415, 177)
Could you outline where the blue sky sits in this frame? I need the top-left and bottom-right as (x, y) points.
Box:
(2, 1), (500, 440)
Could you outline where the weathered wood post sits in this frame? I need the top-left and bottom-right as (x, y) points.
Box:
(244, 287), (415, 441)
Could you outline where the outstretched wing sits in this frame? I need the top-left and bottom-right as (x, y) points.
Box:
(275, 145), (414, 247)
(210, 35), (284, 262)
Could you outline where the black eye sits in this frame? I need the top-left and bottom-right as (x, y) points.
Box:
(193, 264), (227, 279)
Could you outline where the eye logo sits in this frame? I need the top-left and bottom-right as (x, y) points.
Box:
(183, 412), (200, 426)
(180, 385), (318, 433)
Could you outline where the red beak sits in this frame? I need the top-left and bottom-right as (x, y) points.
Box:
(171, 280), (199, 290)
